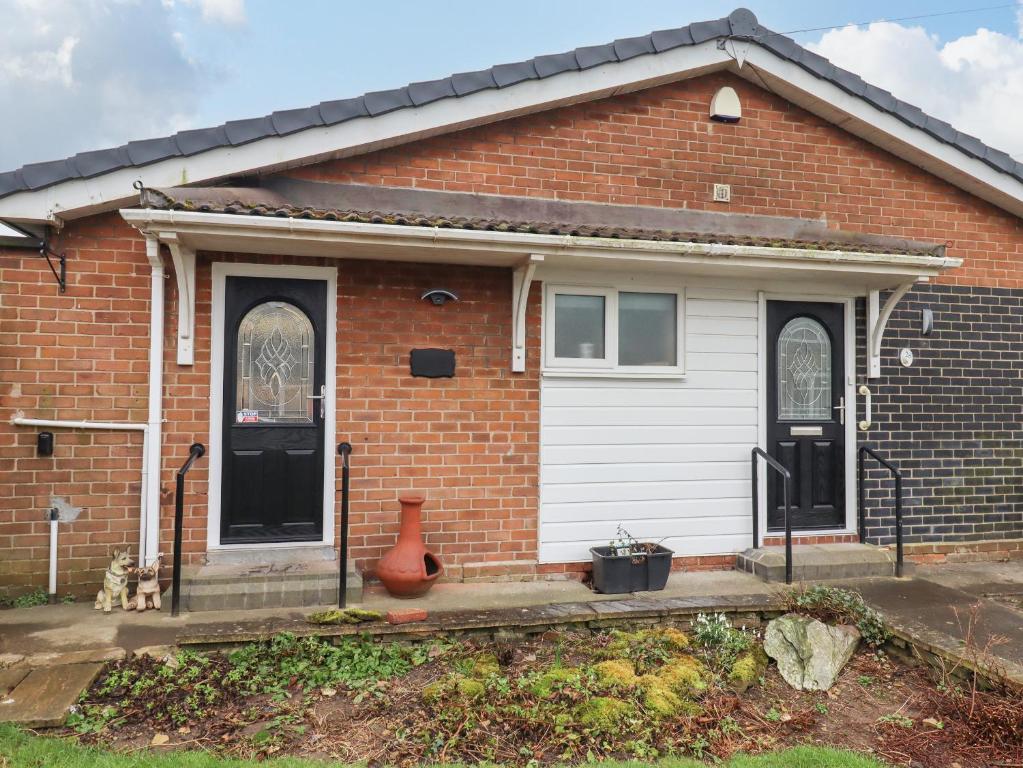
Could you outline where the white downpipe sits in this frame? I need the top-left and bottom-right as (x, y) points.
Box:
(11, 416), (149, 584)
(145, 237), (166, 567)
(48, 511), (58, 598)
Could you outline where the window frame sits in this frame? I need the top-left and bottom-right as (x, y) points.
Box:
(544, 282), (686, 377)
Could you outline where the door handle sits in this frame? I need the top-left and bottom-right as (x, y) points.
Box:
(307, 384), (326, 419)
(833, 396), (845, 425)
(858, 384), (872, 431)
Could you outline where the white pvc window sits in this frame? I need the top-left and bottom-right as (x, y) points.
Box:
(545, 284), (685, 375)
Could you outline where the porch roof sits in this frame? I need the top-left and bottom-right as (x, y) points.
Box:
(140, 180), (947, 258)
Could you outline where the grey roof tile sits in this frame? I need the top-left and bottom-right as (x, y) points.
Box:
(408, 78), (457, 106)
(271, 107), (324, 136)
(650, 26), (695, 52)
(1, 7), (1021, 202)
(224, 116), (275, 145)
(125, 138), (180, 166)
(21, 159), (79, 189)
(688, 19), (730, 44)
(175, 127), (229, 156)
(533, 51), (580, 79)
(0, 170), (22, 196)
(72, 147), (131, 178)
(363, 88), (414, 116)
(318, 97), (369, 125)
(613, 35), (656, 61)
(450, 69), (497, 96)
(574, 43), (618, 70)
(491, 61), (538, 88)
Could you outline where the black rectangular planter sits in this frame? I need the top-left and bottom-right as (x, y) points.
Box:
(589, 545), (673, 594)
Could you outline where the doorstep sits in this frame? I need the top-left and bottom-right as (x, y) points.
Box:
(737, 543), (904, 582)
(178, 559), (363, 611)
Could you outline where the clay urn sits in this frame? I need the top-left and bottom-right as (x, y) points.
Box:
(375, 494), (442, 598)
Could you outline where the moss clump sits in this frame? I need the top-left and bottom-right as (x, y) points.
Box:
(527, 666), (581, 698)
(635, 675), (703, 719)
(591, 659), (638, 688)
(469, 653), (500, 678)
(455, 677), (486, 699)
(600, 628), (693, 671)
(305, 608), (382, 625)
(576, 696), (636, 732)
(727, 645), (769, 692)
(660, 627), (691, 652)
(658, 655), (707, 696)
(422, 679), (448, 702)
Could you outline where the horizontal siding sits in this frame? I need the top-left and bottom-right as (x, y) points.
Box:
(539, 288), (758, 563)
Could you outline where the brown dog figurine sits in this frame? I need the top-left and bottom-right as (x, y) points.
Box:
(128, 553), (163, 612)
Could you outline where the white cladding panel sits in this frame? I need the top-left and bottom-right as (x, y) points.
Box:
(539, 288), (758, 563)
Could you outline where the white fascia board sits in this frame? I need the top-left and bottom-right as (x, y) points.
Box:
(120, 208), (960, 283)
(0, 43), (731, 223)
(739, 47), (1023, 219)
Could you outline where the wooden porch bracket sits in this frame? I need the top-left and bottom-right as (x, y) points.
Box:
(511, 254), (543, 372)
(867, 281), (914, 378)
(159, 232), (196, 366)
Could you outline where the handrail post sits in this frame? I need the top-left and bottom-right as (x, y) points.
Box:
(337, 442), (353, 609)
(858, 446), (866, 543)
(751, 449), (759, 549)
(858, 445), (904, 579)
(171, 442), (205, 617)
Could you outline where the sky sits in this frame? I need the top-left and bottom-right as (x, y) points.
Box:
(1, 0), (1023, 173)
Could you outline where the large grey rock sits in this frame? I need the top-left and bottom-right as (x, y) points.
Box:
(764, 613), (860, 691)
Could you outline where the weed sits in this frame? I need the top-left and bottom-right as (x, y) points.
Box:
(765, 707), (783, 722)
(786, 585), (889, 646)
(877, 713), (914, 728)
(815, 702), (830, 715)
(857, 675), (875, 687)
(0, 588), (48, 609)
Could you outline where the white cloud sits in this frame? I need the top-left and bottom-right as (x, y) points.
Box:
(0, 0), (244, 171)
(810, 18), (1023, 159)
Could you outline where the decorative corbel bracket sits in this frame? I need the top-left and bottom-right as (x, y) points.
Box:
(511, 254), (543, 372)
(158, 231), (196, 366)
(867, 282), (914, 378)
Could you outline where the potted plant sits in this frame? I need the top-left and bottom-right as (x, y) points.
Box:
(590, 525), (673, 594)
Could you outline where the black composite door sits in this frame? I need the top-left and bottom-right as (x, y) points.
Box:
(766, 300), (845, 531)
(221, 276), (327, 543)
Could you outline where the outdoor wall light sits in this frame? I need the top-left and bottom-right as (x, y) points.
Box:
(37, 431), (54, 457)
(421, 289), (458, 306)
(921, 308), (934, 336)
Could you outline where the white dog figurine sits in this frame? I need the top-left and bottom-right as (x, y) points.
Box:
(94, 549), (134, 613)
(128, 553), (163, 612)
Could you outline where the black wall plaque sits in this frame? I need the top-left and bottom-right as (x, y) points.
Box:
(410, 348), (455, 378)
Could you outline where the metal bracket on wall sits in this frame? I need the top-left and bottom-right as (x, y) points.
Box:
(0, 219), (66, 293)
(158, 231), (197, 366)
(511, 254), (543, 372)
(867, 282), (914, 378)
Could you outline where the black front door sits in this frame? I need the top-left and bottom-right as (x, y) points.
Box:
(766, 300), (845, 531)
(221, 276), (326, 543)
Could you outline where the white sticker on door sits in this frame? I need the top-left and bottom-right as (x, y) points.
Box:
(236, 409), (259, 423)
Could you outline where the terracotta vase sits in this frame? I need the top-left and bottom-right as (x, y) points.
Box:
(375, 494), (442, 598)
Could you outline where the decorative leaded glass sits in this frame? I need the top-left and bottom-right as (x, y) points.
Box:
(236, 301), (314, 423)
(777, 316), (831, 421)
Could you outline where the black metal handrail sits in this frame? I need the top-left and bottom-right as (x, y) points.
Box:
(858, 445), (904, 577)
(171, 442), (205, 617)
(337, 442), (353, 608)
(751, 447), (795, 584)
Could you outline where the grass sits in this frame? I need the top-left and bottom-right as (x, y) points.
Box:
(0, 725), (887, 768)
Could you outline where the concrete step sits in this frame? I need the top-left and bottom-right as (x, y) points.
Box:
(180, 561), (363, 611)
(0, 662), (104, 727)
(737, 543), (904, 583)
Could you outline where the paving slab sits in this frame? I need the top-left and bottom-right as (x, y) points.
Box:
(851, 576), (1023, 687)
(0, 668), (28, 697)
(0, 662), (103, 727)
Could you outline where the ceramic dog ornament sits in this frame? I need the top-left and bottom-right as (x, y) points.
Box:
(128, 553), (163, 612)
(95, 548), (134, 613)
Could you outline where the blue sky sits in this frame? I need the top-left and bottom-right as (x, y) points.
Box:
(1, 0), (1022, 171)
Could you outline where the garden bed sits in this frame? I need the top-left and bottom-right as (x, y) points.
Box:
(47, 590), (1023, 767)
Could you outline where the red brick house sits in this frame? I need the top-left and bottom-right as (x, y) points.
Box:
(2, 9), (1022, 605)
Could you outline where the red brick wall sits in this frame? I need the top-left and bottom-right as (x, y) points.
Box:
(0, 214), (151, 595)
(291, 71), (1023, 288)
(4, 69), (1023, 593)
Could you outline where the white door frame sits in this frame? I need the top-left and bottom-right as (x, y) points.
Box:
(756, 292), (857, 541)
(207, 262), (338, 551)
